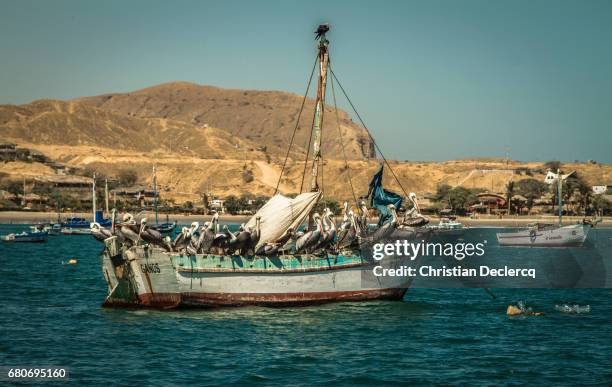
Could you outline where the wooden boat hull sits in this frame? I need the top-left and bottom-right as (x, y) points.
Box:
(101, 240), (413, 308)
(496, 224), (589, 247)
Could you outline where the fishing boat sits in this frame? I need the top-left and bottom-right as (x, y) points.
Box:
(496, 169), (593, 247)
(30, 223), (61, 235)
(99, 24), (427, 308)
(496, 222), (589, 247)
(62, 175), (111, 234)
(61, 211), (111, 234)
(429, 217), (466, 236)
(1, 230), (48, 243)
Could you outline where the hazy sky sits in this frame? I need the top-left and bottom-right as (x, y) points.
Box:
(1, 0), (611, 163)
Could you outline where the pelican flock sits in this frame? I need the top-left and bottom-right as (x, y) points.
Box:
(90, 198), (410, 256)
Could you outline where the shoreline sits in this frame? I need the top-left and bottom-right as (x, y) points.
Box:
(0, 211), (610, 228)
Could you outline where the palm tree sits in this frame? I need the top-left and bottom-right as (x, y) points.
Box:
(506, 181), (514, 215)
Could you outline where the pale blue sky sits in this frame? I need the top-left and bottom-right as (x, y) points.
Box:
(1, 0), (611, 162)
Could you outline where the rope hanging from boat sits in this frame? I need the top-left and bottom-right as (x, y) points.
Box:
(299, 96), (318, 194)
(329, 68), (409, 197)
(274, 54), (319, 195)
(329, 61), (358, 205)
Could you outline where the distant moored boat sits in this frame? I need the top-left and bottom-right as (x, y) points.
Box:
(1, 231), (48, 243)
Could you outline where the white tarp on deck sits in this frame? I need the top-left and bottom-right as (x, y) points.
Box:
(245, 191), (322, 250)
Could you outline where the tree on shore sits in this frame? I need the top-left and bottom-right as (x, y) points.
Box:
(543, 160), (561, 171)
(506, 181), (514, 214)
(117, 169), (138, 187)
(515, 179), (548, 212)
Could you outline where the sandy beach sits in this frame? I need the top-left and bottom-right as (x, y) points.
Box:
(1, 211), (610, 228)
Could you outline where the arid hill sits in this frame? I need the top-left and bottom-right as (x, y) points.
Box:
(77, 82), (375, 159)
(1, 83), (610, 205)
(0, 99), (264, 160)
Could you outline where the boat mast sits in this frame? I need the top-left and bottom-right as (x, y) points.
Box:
(153, 165), (159, 225)
(557, 168), (562, 226)
(92, 173), (96, 222)
(55, 190), (60, 224)
(309, 24), (330, 192)
(104, 178), (109, 217)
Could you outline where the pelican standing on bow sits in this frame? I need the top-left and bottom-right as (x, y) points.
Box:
(118, 213), (140, 246)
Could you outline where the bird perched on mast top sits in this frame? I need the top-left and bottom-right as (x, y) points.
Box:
(315, 23), (330, 40)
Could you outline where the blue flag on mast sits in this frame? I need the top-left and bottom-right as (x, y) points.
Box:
(366, 164), (403, 226)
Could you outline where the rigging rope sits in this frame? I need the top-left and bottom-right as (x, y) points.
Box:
(299, 96), (318, 193)
(329, 61), (358, 205)
(329, 68), (409, 198)
(274, 54), (319, 195)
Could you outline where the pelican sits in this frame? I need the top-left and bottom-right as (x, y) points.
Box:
(315, 208), (336, 251)
(172, 227), (191, 252)
(256, 242), (280, 256)
(295, 213), (323, 253)
(211, 222), (229, 254)
(257, 227), (295, 255)
(249, 216), (261, 253)
(222, 225), (240, 254)
(195, 222), (215, 253)
(119, 213), (140, 246)
(402, 192), (429, 227)
(226, 224), (252, 255)
(139, 218), (171, 251)
(370, 204), (398, 242)
(336, 210), (358, 249)
(359, 201), (369, 234)
(182, 222), (199, 255)
(209, 211), (219, 233)
(90, 222), (113, 242)
(275, 227), (295, 248)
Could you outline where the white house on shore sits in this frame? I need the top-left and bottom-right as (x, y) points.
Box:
(592, 185), (610, 195)
(543, 170), (575, 184)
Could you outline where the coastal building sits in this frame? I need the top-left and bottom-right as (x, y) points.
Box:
(48, 162), (77, 175)
(544, 170), (575, 184)
(111, 186), (156, 207)
(209, 198), (225, 213)
(592, 185), (611, 195)
(470, 192), (507, 214)
(0, 190), (17, 201)
(0, 143), (17, 162)
(0, 144), (48, 164)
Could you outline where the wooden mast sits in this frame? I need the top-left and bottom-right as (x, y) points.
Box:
(92, 172), (96, 222)
(309, 24), (330, 192)
(153, 165), (159, 225)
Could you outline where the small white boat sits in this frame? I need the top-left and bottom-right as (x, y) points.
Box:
(496, 223), (589, 247)
(30, 223), (61, 236)
(497, 169), (595, 247)
(429, 217), (466, 236)
(61, 227), (91, 235)
(1, 231), (48, 243)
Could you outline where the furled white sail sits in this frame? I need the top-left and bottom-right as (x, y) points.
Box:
(246, 191), (322, 250)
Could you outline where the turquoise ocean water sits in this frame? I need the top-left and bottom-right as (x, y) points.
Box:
(0, 224), (611, 385)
